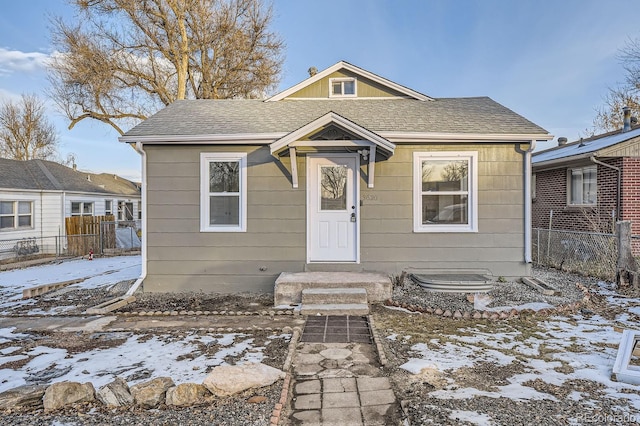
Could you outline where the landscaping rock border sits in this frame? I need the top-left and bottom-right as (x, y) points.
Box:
(0, 361), (288, 414)
(384, 282), (593, 321)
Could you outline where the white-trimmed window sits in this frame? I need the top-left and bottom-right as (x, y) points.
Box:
(568, 166), (596, 206)
(105, 200), (113, 216)
(71, 201), (94, 216)
(0, 201), (33, 230)
(200, 152), (247, 232)
(413, 152), (478, 232)
(329, 77), (356, 98)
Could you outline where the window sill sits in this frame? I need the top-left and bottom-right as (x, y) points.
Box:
(414, 225), (477, 233)
(200, 226), (246, 233)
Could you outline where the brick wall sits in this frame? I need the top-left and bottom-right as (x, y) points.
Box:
(621, 157), (640, 253)
(532, 159), (620, 234)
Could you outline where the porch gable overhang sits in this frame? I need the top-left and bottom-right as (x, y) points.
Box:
(270, 112), (395, 157)
(270, 112), (395, 189)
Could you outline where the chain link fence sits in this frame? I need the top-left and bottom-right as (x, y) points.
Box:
(532, 228), (617, 281)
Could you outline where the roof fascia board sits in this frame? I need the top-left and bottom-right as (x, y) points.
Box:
(532, 153), (595, 169)
(381, 132), (553, 142)
(119, 133), (286, 144)
(0, 188), (140, 197)
(269, 112), (396, 155)
(120, 131), (552, 145)
(266, 61), (433, 102)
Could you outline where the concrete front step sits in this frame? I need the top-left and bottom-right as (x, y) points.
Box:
(300, 303), (370, 316)
(301, 287), (368, 305)
(274, 271), (392, 306)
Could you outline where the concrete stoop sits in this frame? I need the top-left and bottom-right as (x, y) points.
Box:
(300, 287), (369, 316)
(274, 271), (392, 308)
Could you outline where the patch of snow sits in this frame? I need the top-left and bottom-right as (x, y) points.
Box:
(400, 359), (438, 375)
(487, 302), (554, 312)
(0, 346), (21, 355)
(0, 330), (286, 393)
(449, 409), (493, 425)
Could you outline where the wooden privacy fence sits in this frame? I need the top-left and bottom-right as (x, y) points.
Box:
(65, 215), (115, 256)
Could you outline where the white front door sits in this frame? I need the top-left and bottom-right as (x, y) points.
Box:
(308, 154), (358, 262)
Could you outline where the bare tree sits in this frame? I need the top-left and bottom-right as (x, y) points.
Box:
(0, 94), (59, 161)
(48, 0), (284, 135)
(592, 38), (640, 133)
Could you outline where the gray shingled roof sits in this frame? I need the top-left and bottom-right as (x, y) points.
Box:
(0, 158), (140, 196)
(122, 97), (548, 138)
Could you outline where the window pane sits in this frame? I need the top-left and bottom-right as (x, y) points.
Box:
(343, 80), (355, 95)
(583, 168), (597, 204)
(570, 170), (583, 204)
(210, 195), (240, 225)
(0, 201), (13, 215)
(18, 202), (31, 214)
(18, 216), (31, 227)
(320, 165), (347, 210)
(422, 160), (468, 191)
(422, 194), (468, 225)
(210, 162), (239, 192)
(332, 82), (342, 95)
(71, 202), (81, 214)
(0, 216), (14, 229)
(83, 203), (93, 215)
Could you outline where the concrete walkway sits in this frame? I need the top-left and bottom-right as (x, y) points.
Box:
(287, 341), (401, 425)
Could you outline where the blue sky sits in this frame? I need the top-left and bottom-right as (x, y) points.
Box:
(0, 0), (638, 181)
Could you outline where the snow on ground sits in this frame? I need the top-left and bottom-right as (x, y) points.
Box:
(0, 256), (292, 395)
(397, 280), (640, 411)
(0, 329), (285, 393)
(0, 256), (141, 314)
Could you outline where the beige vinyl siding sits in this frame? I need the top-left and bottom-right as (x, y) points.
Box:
(287, 70), (407, 99)
(598, 137), (640, 157)
(145, 144), (307, 292)
(357, 143), (526, 277)
(143, 142), (528, 293)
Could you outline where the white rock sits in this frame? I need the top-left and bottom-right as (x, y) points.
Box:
(203, 363), (285, 396)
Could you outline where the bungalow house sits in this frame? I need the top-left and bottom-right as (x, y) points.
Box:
(0, 158), (141, 259)
(532, 108), (640, 243)
(119, 61), (551, 293)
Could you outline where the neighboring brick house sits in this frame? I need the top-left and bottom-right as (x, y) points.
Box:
(532, 115), (640, 245)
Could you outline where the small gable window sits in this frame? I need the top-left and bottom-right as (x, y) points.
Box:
(330, 77), (356, 98)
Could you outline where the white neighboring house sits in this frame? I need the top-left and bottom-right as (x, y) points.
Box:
(0, 158), (141, 258)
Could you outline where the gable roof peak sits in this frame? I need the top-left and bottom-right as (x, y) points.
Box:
(266, 60), (433, 102)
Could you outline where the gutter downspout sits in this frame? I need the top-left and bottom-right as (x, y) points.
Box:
(590, 156), (621, 226)
(126, 141), (147, 296)
(524, 140), (536, 263)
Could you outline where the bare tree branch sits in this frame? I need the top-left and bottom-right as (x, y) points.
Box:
(591, 37), (640, 133)
(48, 0), (284, 135)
